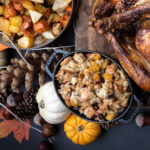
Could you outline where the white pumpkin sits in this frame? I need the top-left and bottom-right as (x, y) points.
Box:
(36, 82), (71, 124)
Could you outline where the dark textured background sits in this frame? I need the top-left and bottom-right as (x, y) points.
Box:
(1, 15), (150, 150)
(1, 120), (150, 150)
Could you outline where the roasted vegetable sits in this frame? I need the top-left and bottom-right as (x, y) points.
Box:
(5, 3), (17, 18)
(0, 17), (10, 32)
(0, 6), (4, 15)
(42, 30), (55, 39)
(9, 25), (19, 33)
(20, 15), (32, 30)
(52, 0), (68, 13)
(0, 0), (72, 48)
(35, 4), (47, 14)
(9, 16), (22, 27)
(24, 28), (34, 37)
(18, 36), (34, 48)
(33, 19), (49, 33)
(106, 113), (116, 121)
(13, 2), (24, 12)
(22, 1), (35, 10)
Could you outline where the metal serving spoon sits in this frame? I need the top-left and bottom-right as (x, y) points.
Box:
(0, 32), (32, 66)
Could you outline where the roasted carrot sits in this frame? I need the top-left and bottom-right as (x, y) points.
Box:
(60, 14), (70, 28)
(44, 8), (51, 19)
(60, 19), (68, 28)
(63, 14), (70, 21)
(65, 3), (72, 12)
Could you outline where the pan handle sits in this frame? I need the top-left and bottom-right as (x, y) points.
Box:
(119, 94), (142, 124)
(45, 49), (69, 80)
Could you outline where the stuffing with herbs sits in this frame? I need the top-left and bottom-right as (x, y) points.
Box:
(0, 0), (72, 48)
(56, 53), (131, 121)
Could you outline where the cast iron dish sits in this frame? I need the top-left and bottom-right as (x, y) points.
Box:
(0, 0), (75, 50)
(45, 49), (142, 124)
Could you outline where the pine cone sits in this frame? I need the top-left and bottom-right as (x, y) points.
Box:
(0, 48), (74, 94)
(14, 88), (38, 120)
(101, 121), (119, 130)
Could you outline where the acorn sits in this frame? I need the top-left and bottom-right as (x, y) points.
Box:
(38, 140), (53, 150)
(7, 93), (23, 107)
(34, 113), (46, 126)
(3, 104), (14, 120)
(136, 113), (150, 127)
(42, 124), (57, 139)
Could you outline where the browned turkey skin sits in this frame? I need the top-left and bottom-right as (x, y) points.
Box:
(89, 0), (150, 91)
(89, 0), (150, 33)
(106, 32), (150, 91)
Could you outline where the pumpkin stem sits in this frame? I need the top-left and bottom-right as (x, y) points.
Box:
(39, 100), (45, 109)
(77, 125), (84, 132)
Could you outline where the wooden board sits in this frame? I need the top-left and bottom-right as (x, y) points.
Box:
(74, 0), (150, 109)
(74, 0), (117, 59)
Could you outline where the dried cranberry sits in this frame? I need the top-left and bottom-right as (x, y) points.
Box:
(92, 102), (99, 110)
(92, 115), (97, 120)
(99, 114), (104, 119)
(101, 78), (105, 83)
(96, 81), (100, 84)
(105, 94), (114, 99)
(74, 106), (80, 111)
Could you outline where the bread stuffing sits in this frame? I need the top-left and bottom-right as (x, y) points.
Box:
(56, 53), (131, 121)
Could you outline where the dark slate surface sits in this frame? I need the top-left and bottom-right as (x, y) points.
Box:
(1, 121), (150, 150)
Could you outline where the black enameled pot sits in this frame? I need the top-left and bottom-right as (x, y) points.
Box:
(45, 49), (142, 124)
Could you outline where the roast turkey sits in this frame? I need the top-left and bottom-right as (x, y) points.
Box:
(89, 0), (150, 91)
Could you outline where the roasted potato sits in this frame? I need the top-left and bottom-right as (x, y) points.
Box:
(35, 4), (47, 14)
(52, 14), (62, 23)
(0, 17), (10, 32)
(23, 1), (35, 10)
(42, 30), (55, 39)
(18, 36), (34, 48)
(0, 6), (4, 15)
(9, 25), (20, 33)
(9, 16), (23, 27)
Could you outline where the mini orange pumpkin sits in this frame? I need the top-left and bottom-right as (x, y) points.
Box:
(64, 115), (101, 145)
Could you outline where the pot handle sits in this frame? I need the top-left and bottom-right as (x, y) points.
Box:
(45, 49), (69, 80)
(119, 94), (142, 124)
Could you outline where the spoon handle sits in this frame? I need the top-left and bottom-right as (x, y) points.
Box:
(0, 32), (32, 66)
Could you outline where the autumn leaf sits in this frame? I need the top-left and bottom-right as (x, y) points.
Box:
(0, 107), (31, 143)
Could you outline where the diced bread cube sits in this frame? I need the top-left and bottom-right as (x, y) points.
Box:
(52, 0), (68, 13)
